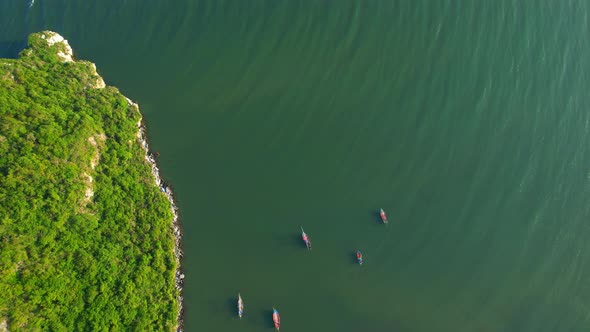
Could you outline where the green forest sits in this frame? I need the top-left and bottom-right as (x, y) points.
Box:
(0, 32), (179, 331)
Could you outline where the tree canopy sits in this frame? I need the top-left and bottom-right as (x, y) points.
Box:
(0, 32), (179, 331)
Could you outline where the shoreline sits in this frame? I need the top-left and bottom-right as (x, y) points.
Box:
(134, 106), (185, 332)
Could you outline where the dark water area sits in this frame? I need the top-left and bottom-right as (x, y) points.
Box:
(3, 1), (590, 331)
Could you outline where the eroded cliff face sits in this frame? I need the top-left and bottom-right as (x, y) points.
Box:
(0, 31), (182, 331)
(38, 31), (74, 63)
(22, 31), (106, 89)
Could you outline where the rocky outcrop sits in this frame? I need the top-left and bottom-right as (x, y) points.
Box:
(88, 63), (106, 89)
(34, 31), (105, 89)
(38, 31), (73, 63)
(82, 134), (106, 206)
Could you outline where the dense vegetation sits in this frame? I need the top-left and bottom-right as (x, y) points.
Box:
(0, 32), (178, 331)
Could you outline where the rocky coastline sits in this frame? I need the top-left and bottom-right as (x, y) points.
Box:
(134, 105), (185, 332)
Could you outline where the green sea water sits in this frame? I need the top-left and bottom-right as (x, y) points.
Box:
(3, 1), (590, 331)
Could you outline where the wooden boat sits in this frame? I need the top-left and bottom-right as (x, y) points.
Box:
(237, 293), (243, 319)
(380, 208), (388, 224)
(301, 227), (312, 250)
(272, 307), (281, 331)
(356, 250), (363, 265)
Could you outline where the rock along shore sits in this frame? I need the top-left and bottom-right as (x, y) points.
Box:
(134, 104), (184, 332)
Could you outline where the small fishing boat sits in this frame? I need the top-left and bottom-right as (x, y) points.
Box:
(237, 293), (244, 319)
(356, 250), (363, 265)
(272, 307), (281, 331)
(301, 227), (312, 250)
(380, 208), (388, 224)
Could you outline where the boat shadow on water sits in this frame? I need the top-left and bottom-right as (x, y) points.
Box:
(296, 232), (311, 250)
(371, 210), (383, 224)
(273, 232), (307, 250)
(263, 308), (276, 329)
(225, 297), (236, 318)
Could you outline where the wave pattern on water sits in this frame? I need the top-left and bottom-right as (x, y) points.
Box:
(4, 0), (590, 331)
